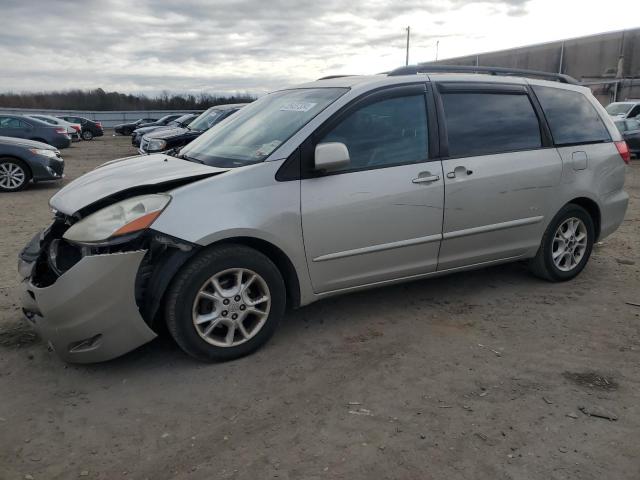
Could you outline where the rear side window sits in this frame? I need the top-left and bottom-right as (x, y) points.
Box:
(441, 92), (541, 157)
(532, 86), (610, 146)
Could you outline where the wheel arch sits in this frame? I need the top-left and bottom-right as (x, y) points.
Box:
(140, 235), (302, 328)
(566, 197), (601, 240)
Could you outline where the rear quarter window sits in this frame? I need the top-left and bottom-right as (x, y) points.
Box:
(532, 86), (610, 146)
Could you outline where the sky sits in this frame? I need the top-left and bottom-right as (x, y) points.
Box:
(0, 0), (638, 96)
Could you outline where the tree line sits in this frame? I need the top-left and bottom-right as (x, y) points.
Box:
(0, 88), (255, 111)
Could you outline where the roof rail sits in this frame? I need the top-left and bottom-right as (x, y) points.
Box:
(387, 64), (580, 85)
(316, 75), (357, 80)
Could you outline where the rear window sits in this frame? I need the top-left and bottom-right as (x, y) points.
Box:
(441, 92), (542, 157)
(533, 86), (610, 146)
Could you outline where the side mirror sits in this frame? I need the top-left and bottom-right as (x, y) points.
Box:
(314, 142), (350, 171)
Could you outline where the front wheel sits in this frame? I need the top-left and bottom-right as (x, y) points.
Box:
(529, 204), (595, 282)
(0, 158), (30, 192)
(165, 245), (286, 362)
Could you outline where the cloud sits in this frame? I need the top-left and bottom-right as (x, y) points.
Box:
(3, 0), (602, 96)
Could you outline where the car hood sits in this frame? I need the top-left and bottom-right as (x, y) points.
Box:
(148, 126), (195, 139)
(0, 136), (57, 150)
(134, 125), (163, 135)
(49, 154), (228, 215)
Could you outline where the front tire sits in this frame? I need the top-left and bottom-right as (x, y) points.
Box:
(165, 244), (286, 362)
(0, 157), (30, 192)
(529, 204), (595, 282)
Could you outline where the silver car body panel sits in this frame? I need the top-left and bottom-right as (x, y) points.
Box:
(20, 250), (156, 363)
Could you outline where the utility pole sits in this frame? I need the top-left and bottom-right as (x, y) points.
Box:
(405, 26), (410, 66)
(435, 40), (440, 62)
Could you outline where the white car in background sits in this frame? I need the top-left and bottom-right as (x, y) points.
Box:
(27, 114), (82, 142)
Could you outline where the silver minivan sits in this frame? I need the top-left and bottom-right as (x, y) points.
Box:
(19, 67), (630, 363)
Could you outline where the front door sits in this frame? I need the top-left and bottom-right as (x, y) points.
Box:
(301, 87), (444, 293)
(436, 86), (563, 270)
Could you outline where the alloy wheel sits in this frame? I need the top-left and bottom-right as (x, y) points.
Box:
(192, 268), (271, 347)
(552, 217), (588, 272)
(0, 162), (26, 190)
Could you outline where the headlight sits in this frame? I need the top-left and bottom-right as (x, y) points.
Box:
(63, 194), (170, 244)
(146, 139), (167, 152)
(30, 148), (59, 159)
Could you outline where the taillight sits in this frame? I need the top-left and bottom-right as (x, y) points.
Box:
(72, 125), (81, 132)
(96, 122), (102, 129)
(55, 127), (67, 135)
(615, 141), (631, 165)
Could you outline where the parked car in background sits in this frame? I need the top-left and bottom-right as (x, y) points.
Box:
(131, 113), (200, 147)
(614, 118), (640, 156)
(606, 100), (640, 119)
(58, 116), (104, 141)
(137, 114), (186, 130)
(114, 118), (158, 136)
(18, 68), (629, 363)
(27, 114), (81, 142)
(0, 115), (71, 149)
(0, 136), (64, 192)
(140, 104), (246, 154)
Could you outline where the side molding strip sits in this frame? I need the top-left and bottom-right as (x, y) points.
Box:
(313, 233), (442, 262)
(443, 216), (544, 240)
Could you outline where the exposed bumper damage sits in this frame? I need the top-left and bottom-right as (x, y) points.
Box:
(20, 250), (156, 363)
(18, 214), (196, 363)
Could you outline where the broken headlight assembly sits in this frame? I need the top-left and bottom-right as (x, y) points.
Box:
(63, 194), (171, 245)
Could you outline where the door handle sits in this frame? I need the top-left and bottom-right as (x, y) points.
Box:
(412, 174), (440, 184)
(446, 166), (473, 179)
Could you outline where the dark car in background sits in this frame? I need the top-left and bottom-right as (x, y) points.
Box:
(0, 115), (71, 149)
(0, 136), (64, 192)
(614, 118), (640, 157)
(131, 113), (200, 147)
(139, 104), (246, 154)
(114, 118), (158, 136)
(58, 115), (104, 141)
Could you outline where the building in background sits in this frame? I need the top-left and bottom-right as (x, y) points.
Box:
(422, 28), (640, 105)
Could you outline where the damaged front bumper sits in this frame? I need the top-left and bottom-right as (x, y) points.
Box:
(19, 227), (157, 363)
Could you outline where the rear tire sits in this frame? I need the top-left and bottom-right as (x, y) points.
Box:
(82, 130), (94, 140)
(529, 204), (595, 282)
(0, 157), (30, 192)
(165, 244), (286, 362)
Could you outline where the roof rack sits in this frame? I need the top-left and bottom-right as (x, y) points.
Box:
(316, 75), (357, 80)
(387, 64), (579, 85)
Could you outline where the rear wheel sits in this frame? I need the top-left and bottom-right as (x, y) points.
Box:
(165, 244), (286, 362)
(529, 204), (595, 281)
(0, 158), (30, 192)
(82, 130), (94, 140)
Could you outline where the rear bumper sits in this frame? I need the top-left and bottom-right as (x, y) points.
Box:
(599, 189), (629, 240)
(51, 136), (72, 149)
(19, 249), (156, 363)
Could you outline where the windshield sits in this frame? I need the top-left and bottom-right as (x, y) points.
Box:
(33, 116), (58, 125)
(606, 103), (633, 115)
(180, 88), (348, 167)
(188, 109), (226, 132)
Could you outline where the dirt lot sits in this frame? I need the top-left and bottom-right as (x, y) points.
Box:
(1, 135), (639, 480)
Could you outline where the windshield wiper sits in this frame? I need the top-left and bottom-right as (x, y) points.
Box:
(179, 153), (205, 164)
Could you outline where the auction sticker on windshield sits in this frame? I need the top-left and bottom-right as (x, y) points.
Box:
(279, 102), (317, 112)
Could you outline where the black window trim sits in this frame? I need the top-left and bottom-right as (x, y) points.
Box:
(433, 81), (554, 160)
(276, 82), (438, 181)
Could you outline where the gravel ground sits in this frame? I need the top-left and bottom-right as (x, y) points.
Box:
(1, 135), (639, 480)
